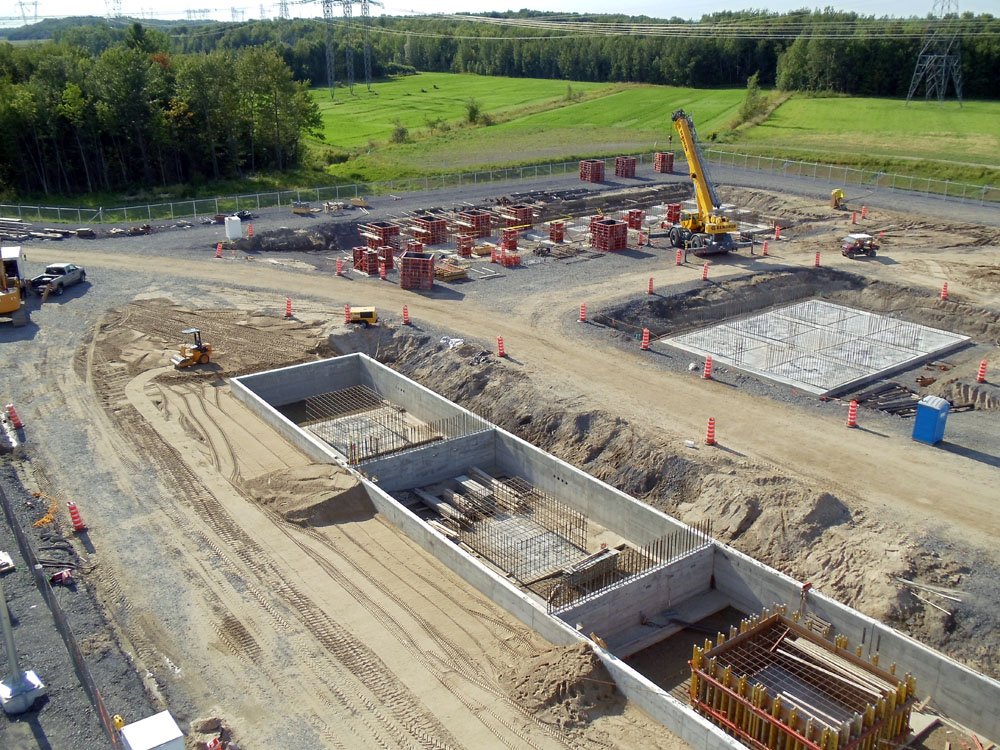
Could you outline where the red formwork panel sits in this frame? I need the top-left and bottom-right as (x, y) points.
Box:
(399, 250), (435, 291)
(456, 234), (474, 257)
(666, 203), (682, 224)
(405, 239), (424, 254)
(361, 220), (400, 250)
(359, 249), (379, 275)
(579, 159), (605, 183)
(412, 215), (447, 245)
(377, 245), (395, 270)
(500, 203), (534, 229)
(456, 209), (492, 239)
(627, 209), (645, 230)
(500, 227), (518, 251)
(590, 219), (628, 252)
(654, 152), (675, 173)
(614, 156), (636, 178)
(549, 221), (565, 243)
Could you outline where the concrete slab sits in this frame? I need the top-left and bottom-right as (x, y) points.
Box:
(667, 300), (969, 395)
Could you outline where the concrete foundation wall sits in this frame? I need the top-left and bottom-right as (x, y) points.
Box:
(355, 479), (743, 750)
(713, 545), (1000, 740)
(554, 546), (713, 637)
(360, 430), (497, 492)
(230, 375), (347, 466)
(233, 355), (1000, 746)
(358, 355), (475, 425)
(235, 355), (361, 407)
(494, 431), (690, 544)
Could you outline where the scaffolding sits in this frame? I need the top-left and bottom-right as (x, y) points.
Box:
(303, 385), (487, 463)
(691, 611), (916, 750)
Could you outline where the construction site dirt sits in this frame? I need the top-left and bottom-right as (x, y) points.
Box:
(1, 176), (999, 750)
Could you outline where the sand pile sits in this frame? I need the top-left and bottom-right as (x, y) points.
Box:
(500, 642), (617, 729)
(241, 464), (373, 525)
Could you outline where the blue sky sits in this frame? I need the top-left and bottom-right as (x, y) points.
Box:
(3, 0), (994, 29)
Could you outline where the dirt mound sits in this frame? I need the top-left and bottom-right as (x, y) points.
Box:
(241, 464), (373, 525)
(500, 642), (617, 728)
(233, 222), (362, 254)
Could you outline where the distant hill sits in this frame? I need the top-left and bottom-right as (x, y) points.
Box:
(2, 15), (215, 41)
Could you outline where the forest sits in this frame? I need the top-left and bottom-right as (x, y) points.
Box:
(0, 23), (320, 196)
(1, 10), (998, 197)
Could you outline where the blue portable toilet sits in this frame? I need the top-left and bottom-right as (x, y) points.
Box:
(912, 395), (950, 445)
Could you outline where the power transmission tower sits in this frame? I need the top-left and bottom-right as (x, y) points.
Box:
(341, 0), (355, 94)
(278, 0), (289, 18)
(906, 0), (963, 106)
(361, 0), (372, 91)
(322, 0), (337, 99)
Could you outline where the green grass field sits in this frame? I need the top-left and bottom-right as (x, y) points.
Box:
(733, 96), (1000, 174)
(314, 72), (610, 150)
(312, 74), (1000, 187)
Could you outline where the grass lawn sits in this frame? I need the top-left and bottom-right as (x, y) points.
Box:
(313, 72), (611, 150)
(318, 81), (745, 182)
(732, 96), (1000, 173)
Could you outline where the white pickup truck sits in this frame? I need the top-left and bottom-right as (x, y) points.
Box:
(30, 263), (86, 295)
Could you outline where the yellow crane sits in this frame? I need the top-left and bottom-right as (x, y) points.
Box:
(665, 109), (738, 255)
(0, 247), (29, 327)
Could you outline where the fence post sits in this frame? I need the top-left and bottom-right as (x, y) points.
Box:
(147, 205), (151, 220)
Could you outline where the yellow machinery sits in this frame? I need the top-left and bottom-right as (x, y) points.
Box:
(0, 246), (28, 327)
(347, 306), (377, 328)
(831, 189), (845, 209)
(666, 109), (738, 255)
(170, 328), (212, 368)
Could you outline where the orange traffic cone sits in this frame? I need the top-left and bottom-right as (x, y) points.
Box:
(336, 258), (343, 276)
(344, 304), (351, 323)
(814, 252), (821, 267)
(67, 501), (86, 532)
(215, 243), (222, 259)
(702, 263), (709, 281)
(762, 240), (769, 256)
(579, 303), (586, 323)
(648, 277), (654, 295)
(402, 305), (410, 325)
(703, 356), (713, 379)
(675, 249), (682, 265)
(285, 298), (292, 318)
(497, 336), (506, 357)
(705, 418), (716, 446)
(977, 360), (988, 383)
(641, 329), (650, 351)
(940, 282), (948, 301)
(247, 223), (254, 238)
(5, 404), (23, 429)
(847, 400), (858, 428)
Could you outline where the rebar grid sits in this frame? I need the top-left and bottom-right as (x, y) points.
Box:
(304, 385), (487, 463)
(546, 520), (713, 613)
(454, 474), (589, 582)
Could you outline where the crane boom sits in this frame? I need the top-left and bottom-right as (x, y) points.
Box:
(663, 108), (737, 255)
(671, 109), (723, 215)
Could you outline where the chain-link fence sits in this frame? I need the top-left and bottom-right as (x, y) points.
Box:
(3, 148), (995, 225)
(0, 154), (652, 226)
(702, 148), (999, 206)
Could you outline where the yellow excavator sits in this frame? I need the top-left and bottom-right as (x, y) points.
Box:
(664, 109), (738, 255)
(1, 246), (29, 327)
(171, 328), (212, 368)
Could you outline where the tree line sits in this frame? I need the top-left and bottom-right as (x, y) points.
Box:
(11, 10), (998, 100)
(0, 23), (320, 197)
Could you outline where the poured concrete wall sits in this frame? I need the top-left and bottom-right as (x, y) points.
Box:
(495, 431), (690, 544)
(236, 355), (361, 407)
(360, 430), (496, 492)
(231, 354), (1000, 747)
(554, 546), (713, 638)
(713, 545), (1000, 740)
